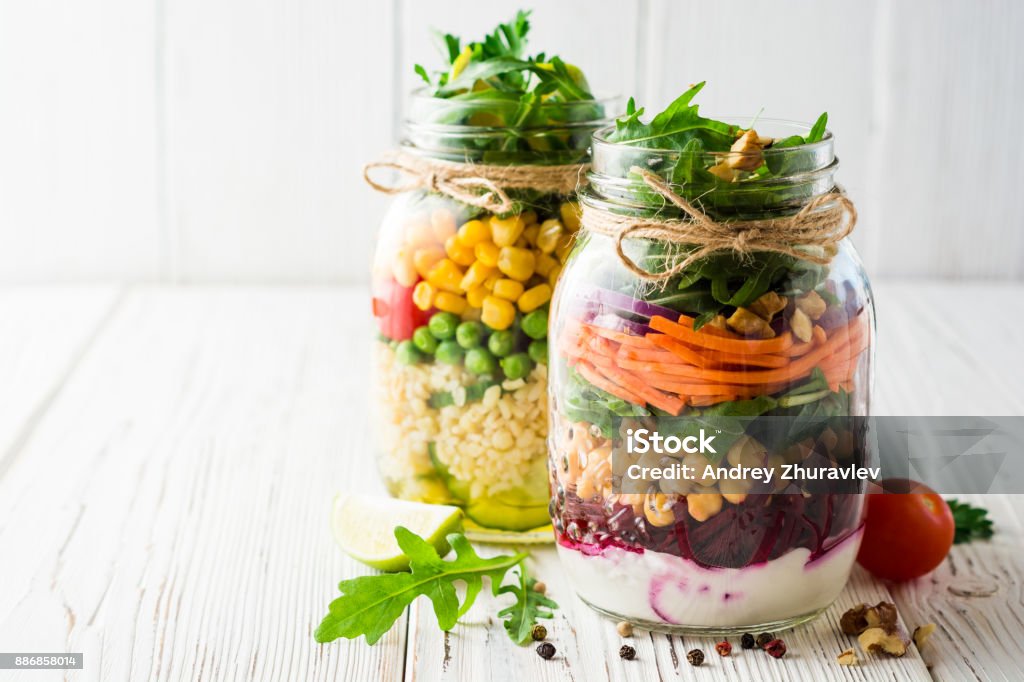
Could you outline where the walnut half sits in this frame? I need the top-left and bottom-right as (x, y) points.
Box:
(858, 627), (909, 658)
(840, 601), (899, 635)
(837, 648), (858, 666)
(913, 623), (936, 649)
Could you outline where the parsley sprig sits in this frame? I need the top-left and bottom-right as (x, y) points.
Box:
(947, 499), (995, 544)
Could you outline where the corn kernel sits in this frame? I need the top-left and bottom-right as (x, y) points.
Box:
(555, 233), (575, 262)
(426, 258), (465, 294)
(461, 306), (482, 322)
(518, 284), (552, 313)
(482, 296), (516, 330)
(456, 219), (491, 248)
(493, 278), (525, 301)
(434, 291), (468, 315)
(466, 285), (488, 308)
(445, 234), (475, 266)
(460, 261), (495, 291)
(559, 202), (581, 231)
(534, 252), (558, 277)
(474, 241), (500, 267)
(520, 210), (538, 225)
(490, 215), (525, 247)
(483, 272), (500, 290)
(548, 264), (562, 285)
(405, 219), (435, 247)
(392, 248), (418, 287)
(413, 281), (436, 311)
(413, 245), (446, 278)
(497, 246), (536, 281)
(431, 208), (457, 241)
(522, 224), (539, 246)
(536, 219), (563, 254)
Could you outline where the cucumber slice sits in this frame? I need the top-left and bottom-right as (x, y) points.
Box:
(465, 496), (551, 532)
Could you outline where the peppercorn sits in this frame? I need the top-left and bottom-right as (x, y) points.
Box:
(756, 632), (774, 649)
(616, 621), (633, 637)
(764, 638), (787, 659)
(619, 645), (636, 660)
(536, 642), (556, 660)
(686, 649), (705, 666)
(740, 633), (756, 649)
(715, 640), (732, 657)
(531, 624), (547, 642)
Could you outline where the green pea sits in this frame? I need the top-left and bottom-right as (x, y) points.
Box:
(521, 308), (548, 340)
(412, 326), (438, 354)
(428, 312), (460, 340)
(455, 321), (484, 349)
(396, 340), (423, 365)
(500, 352), (533, 380)
(487, 329), (516, 357)
(528, 339), (548, 364)
(435, 340), (464, 365)
(464, 347), (498, 375)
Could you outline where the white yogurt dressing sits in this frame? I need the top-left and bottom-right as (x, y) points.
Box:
(558, 528), (863, 627)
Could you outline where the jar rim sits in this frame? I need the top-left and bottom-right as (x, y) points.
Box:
(591, 117), (833, 157)
(406, 88), (623, 132)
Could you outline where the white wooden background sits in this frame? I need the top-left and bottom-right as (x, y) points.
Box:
(2, 0), (1023, 283)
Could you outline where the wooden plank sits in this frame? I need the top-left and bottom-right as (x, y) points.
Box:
(0, 287), (120, 473)
(406, 545), (930, 681)
(871, 280), (1024, 415)
(861, 0), (1024, 279)
(0, 288), (404, 681)
(889, 493), (1024, 681)
(162, 0), (397, 282)
(0, 2), (161, 281)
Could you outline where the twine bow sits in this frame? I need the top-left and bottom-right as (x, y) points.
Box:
(363, 151), (588, 214)
(582, 167), (858, 281)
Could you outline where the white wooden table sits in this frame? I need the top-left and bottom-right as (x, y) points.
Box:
(0, 282), (1021, 681)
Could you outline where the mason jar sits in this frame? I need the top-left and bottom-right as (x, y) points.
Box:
(371, 92), (615, 542)
(547, 119), (874, 630)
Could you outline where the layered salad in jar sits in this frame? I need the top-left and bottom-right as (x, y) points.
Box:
(547, 84), (874, 630)
(371, 12), (611, 538)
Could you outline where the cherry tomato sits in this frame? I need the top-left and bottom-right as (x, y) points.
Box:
(372, 278), (430, 341)
(856, 479), (955, 582)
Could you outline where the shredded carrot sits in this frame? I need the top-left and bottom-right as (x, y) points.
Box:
(703, 350), (790, 369)
(582, 323), (655, 348)
(575, 361), (647, 407)
(645, 333), (712, 368)
(651, 315), (795, 355)
(689, 394), (739, 407)
(590, 363), (686, 415)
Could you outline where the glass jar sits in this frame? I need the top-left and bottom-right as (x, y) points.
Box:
(372, 92), (616, 542)
(548, 120), (874, 631)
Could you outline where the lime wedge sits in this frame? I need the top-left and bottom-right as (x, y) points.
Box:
(330, 493), (463, 572)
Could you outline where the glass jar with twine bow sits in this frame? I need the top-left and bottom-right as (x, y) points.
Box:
(546, 118), (877, 634)
(364, 90), (617, 542)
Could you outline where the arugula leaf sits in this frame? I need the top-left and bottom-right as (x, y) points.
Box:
(497, 568), (558, 645)
(609, 82), (737, 150)
(947, 500), (995, 544)
(315, 528), (526, 644)
(806, 112), (828, 143)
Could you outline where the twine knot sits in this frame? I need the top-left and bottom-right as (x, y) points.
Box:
(583, 167), (857, 280)
(363, 150), (588, 214)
